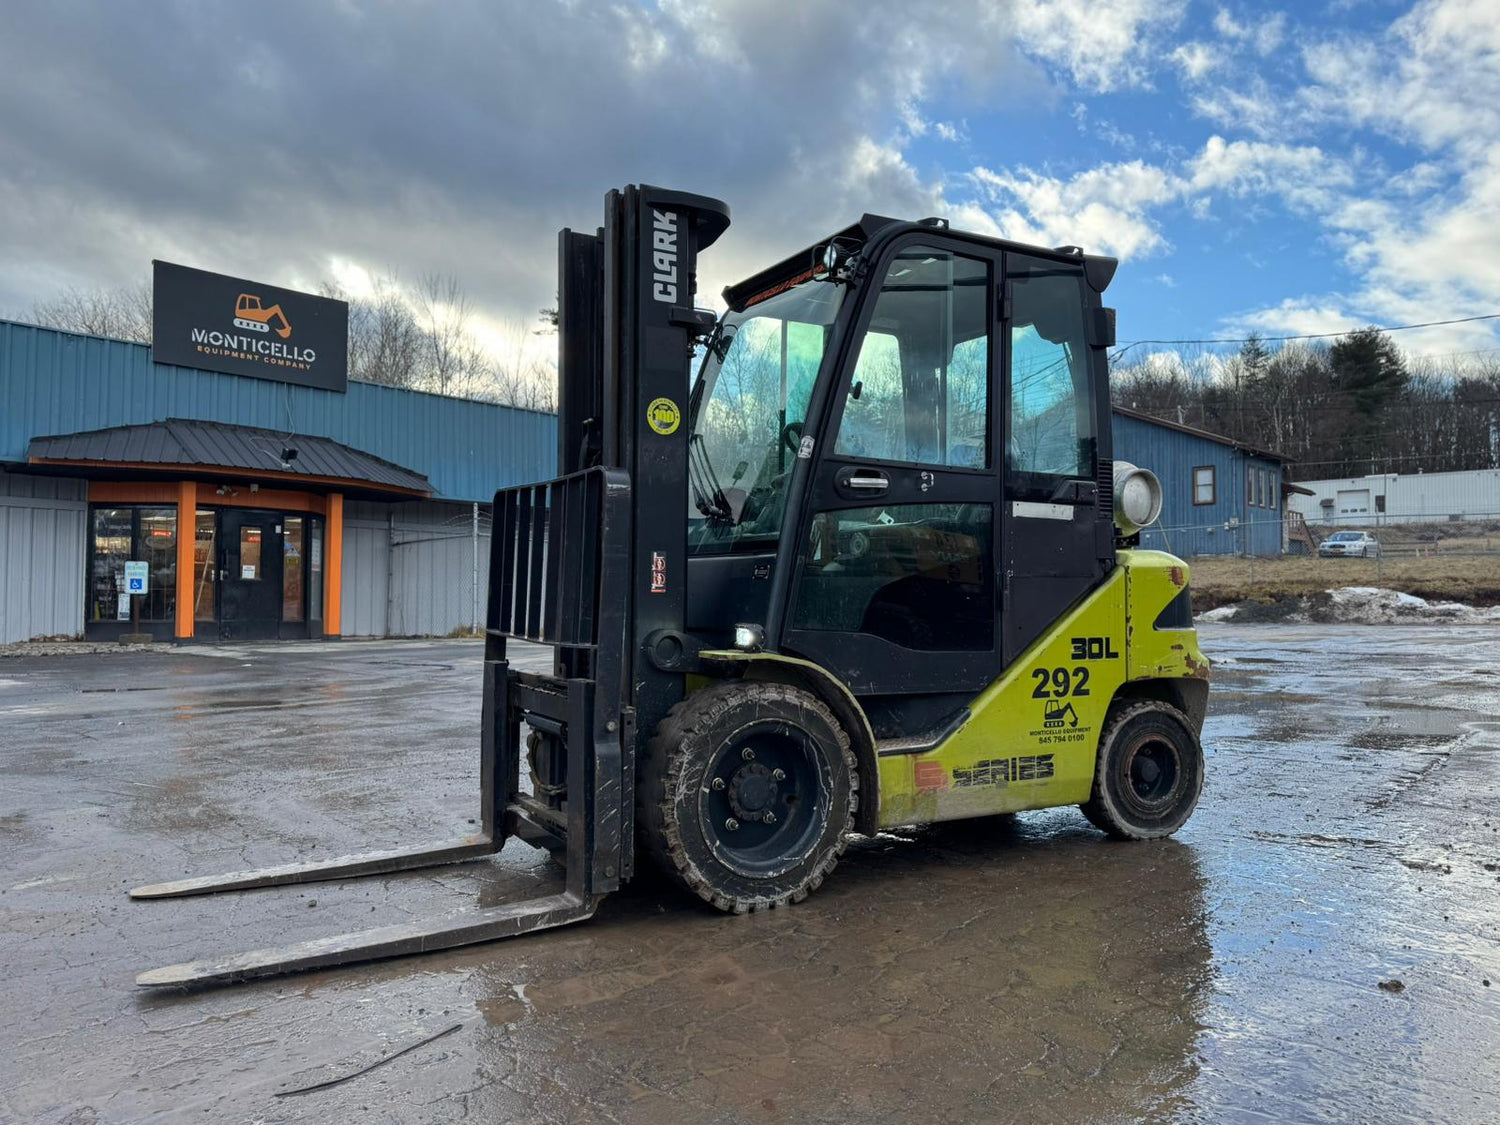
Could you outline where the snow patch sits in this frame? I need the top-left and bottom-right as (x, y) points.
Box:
(1199, 587), (1500, 625)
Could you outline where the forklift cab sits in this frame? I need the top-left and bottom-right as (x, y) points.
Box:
(685, 221), (1116, 730)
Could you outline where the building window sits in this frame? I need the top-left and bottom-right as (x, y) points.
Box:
(89, 506), (177, 623)
(1193, 465), (1216, 505)
(193, 510), (216, 621)
(1268, 471), (1278, 510)
(283, 515), (305, 622)
(308, 517), (324, 625)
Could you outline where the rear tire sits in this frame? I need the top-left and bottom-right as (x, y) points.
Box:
(638, 681), (858, 913)
(1080, 700), (1203, 840)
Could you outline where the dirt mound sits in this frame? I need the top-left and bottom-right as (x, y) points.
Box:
(1199, 586), (1500, 625)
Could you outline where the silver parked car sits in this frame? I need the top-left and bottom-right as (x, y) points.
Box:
(1319, 530), (1381, 558)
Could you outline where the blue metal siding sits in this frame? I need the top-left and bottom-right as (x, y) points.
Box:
(1111, 413), (1283, 556)
(0, 320), (556, 501)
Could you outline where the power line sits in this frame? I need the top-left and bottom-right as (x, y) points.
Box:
(1109, 311), (1500, 364)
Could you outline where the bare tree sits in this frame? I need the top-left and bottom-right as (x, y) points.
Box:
(27, 281), (153, 343)
(415, 273), (482, 397)
(323, 276), (426, 389)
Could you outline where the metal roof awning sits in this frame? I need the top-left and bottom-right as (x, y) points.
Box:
(26, 418), (431, 499)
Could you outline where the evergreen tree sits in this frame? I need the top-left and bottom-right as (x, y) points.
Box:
(1329, 327), (1407, 415)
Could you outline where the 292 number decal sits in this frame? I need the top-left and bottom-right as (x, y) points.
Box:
(1031, 666), (1091, 699)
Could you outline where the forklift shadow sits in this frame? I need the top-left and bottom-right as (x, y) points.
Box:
(583, 809), (1201, 936)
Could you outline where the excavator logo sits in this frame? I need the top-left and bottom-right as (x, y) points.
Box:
(232, 293), (292, 339)
(1043, 700), (1080, 729)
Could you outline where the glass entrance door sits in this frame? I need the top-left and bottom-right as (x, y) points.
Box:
(218, 509), (284, 640)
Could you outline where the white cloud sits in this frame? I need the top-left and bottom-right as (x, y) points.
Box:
(1218, 1), (1500, 353)
(1171, 41), (1224, 80)
(965, 135), (1346, 262)
(1230, 298), (1364, 338)
(970, 160), (1180, 259)
(1213, 8), (1247, 39)
(1012, 0), (1188, 92)
(1213, 8), (1287, 55)
(1189, 76), (1292, 138)
(1254, 12), (1287, 55)
(1302, 0), (1500, 163)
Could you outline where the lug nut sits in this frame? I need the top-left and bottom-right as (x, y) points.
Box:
(771, 768), (786, 781)
(764, 811), (777, 825)
(725, 818), (740, 831)
(712, 777), (726, 791)
(741, 747), (755, 761)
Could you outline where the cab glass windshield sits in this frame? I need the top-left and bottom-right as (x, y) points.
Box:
(688, 276), (845, 555)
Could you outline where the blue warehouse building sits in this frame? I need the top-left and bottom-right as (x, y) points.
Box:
(1111, 406), (1290, 558)
(1, 318), (555, 643)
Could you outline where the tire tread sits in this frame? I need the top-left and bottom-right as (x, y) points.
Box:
(638, 680), (858, 912)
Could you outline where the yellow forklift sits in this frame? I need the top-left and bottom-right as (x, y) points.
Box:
(133, 185), (1209, 986)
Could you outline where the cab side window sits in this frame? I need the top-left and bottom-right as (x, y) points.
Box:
(1007, 257), (1095, 484)
(834, 247), (989, 468)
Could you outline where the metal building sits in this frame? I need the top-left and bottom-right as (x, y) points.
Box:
(1, 318), (555, 643)
(1111, 407), (1289, 557)
(1286, 469), (1500, 528)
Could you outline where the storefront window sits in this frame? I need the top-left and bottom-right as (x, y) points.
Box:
(139, 508), (177, 621)
(89, 508), (133, 623)
(309, 517), (324, 625)
(283, 516), (305, 622)
(193, 510), (216, 621)
(90, 506), (176, 623)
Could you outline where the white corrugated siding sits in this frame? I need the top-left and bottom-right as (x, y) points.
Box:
(340, 500), (490, 637)
(1288, 469), (1500, 526)
(0, 471), (87, 642)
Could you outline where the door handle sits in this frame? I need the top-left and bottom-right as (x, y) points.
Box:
(839, 467), (889, 493)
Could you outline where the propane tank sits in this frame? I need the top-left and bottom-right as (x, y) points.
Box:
(1113, 461), (1163, 536)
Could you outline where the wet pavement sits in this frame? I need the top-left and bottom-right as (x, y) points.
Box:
(1, 626), (1497, 1124)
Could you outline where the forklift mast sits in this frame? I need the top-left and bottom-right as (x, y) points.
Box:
(484, 184), (729, 897)
(554, 185), (729, 724)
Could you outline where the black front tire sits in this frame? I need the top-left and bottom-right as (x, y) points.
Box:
(638, 681), (858, 913)
(1081, 700), (1203, 840)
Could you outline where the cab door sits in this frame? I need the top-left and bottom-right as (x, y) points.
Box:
(782, 237), (1002, 698)
(1000, 252), (1113, 663)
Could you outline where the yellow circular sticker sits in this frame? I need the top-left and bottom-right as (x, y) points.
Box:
(646, 397), (681, 436)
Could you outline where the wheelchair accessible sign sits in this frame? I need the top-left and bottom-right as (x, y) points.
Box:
(124, 561), (149, 596)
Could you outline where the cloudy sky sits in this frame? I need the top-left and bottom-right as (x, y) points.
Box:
(1, 0), (1497, 365)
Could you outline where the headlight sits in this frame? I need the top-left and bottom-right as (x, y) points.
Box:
(734, 623), (764, 651)
(1112, 461), (1163, 535)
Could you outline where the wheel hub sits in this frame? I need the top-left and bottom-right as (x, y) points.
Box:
(727, 762), (779, 821)
(1126, 739), (1177, 805)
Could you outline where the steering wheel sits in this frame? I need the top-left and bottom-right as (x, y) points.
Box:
(781, 421), (803, 453)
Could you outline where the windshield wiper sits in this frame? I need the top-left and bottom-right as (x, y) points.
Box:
(688, 434), (733, 523)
